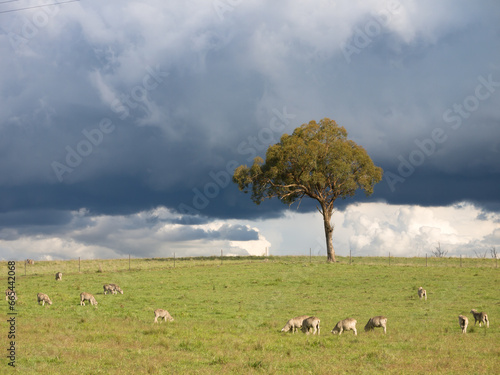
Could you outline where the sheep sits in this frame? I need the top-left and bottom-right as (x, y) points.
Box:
(154, 309), (174, 323)
(55, 272), (62, 281)
(364, 316), (387, 334)
(109, 283), (124, 295)
(281, 315), (310, 334)
(103, 283), (124, 295)
(470, 309), (489, 328)
(26, 259), (35, 265)
(80, 292), (98, 307)
(103, 284), (114, 295)
(5, 289), (17, 301)
(301, 316), (320, 335)
(331, 318), (357, 336)
(37, 293), (52, 306)
(458, 315), (468, 334)
(418, 287), (427, 300)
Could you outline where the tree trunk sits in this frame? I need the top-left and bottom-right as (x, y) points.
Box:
(322, 207), (336, 263)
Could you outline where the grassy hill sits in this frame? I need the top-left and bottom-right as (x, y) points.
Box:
(2, 256), (499, 374)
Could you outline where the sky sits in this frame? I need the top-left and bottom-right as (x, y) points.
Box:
(0, 0), (499, 261)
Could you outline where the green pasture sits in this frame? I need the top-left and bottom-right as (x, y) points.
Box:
(1, 256), (499, 374)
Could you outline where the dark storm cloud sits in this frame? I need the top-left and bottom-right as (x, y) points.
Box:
(0, 209), (73, 227)
(0, 0), (499, 247)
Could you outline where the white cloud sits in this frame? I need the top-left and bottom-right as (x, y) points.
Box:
(342, 202), (500, 257)
(0, 202), (498, 261)
(242, 201), (500, 258)
(229, 235), (271, 257)
(0, 207), (270, 260)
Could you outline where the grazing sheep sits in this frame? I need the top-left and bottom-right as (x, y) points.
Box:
(458, 315), (468, 334)
(103, 284), (114, 295)
(103, 284), (124, 295)
(154, 309), (174, 323)
(331, 318), (357, 336)
(26, 259), (35, 265)
(37, 293), (52, 306)
(281, 315), (310, 334)
(301, 316), (321, 335)
(55, 272), (62, 281)
(470, 309), (489, 328)
(80, 292), (98, 307)
(5, 289), (17, 301)
(109, 283), (124, 295)
(418, 287), (427, 300)
(364, 316), (388, 334)
(103, 284), (113, 294)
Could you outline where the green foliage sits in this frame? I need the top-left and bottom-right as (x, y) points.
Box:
(233, 118), (383, 207)
(2, 257), (498, 374)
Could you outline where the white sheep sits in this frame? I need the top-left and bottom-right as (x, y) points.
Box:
(331, 318), (357, 336)
(458, 315), (468, 334)
(418, 287), (427, 300)
(103, 284), (113, 294)
(281, 315), (310, 334)
(37, 292), (52, 306)
(80, 292), (98, 307)
(301, 316), (320, 335)
(364, 316), (387, 334)
(470, 309), (489, 328)
(103, 283), (124, 295)
(55, 272), (62, 281)
(154, 309), (174, 323)
(109, 283), (124, 295)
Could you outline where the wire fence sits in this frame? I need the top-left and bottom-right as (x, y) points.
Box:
(5, 252), (498, 277)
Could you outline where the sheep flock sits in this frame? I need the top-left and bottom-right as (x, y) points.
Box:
(7, 266), (492, 337)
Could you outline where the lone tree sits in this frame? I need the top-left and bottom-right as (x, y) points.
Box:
(233, 118), (383, 262)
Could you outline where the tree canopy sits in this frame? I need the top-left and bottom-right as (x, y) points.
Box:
(233, 118), (383, 262)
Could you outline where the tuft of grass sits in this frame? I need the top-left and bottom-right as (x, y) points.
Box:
(248, 359), (267, 370)
(209, 355), (228, 365)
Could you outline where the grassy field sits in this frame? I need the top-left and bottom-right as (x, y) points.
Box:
(2, 256), (499, 374)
